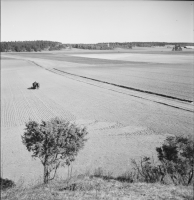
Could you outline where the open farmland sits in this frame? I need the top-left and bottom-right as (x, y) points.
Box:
(6, 50), (194, 101)
(1, 50), (194, 183)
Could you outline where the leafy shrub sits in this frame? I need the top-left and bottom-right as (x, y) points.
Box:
(131, 135), (194, 185)
(0, 177), (15, 190)
(22, 117), (88, 184)
(156, 135), (194, 185)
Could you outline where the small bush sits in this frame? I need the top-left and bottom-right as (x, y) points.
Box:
(116, 171), (135, 183)
(131, 157), (164, 183)
(0, 177), (15, 190)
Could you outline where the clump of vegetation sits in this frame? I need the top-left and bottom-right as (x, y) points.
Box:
(130, 135), (194, 185)
(22, 117), (88, 184)
(0, 177), (15, 190)
(131, 157), (164, 183)
(156, 135), (193, 185)
(98, 135), (194, 186)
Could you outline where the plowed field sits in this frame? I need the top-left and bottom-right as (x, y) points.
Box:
(6, 51), (194, 101)
(1, 52), (194, 183)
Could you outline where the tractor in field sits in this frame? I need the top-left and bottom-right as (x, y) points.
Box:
(32, 82), (40, 89)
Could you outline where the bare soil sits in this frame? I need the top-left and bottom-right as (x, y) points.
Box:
(1, 51), (194, 183)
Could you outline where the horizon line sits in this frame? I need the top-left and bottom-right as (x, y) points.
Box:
(1, 40), (194, 44)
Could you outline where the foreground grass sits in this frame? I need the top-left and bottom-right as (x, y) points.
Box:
(1, 175), (193, 200)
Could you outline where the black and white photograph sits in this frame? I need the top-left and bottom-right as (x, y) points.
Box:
(1, 0), (194, 199)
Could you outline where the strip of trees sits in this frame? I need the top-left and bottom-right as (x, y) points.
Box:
(1, 41), (193, 52)
(69, 42), (194, 50)
(71, 42), (132, 50)
(0, 40), (66, 52)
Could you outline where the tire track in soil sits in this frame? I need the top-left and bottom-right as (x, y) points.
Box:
(77, 120), (161, 138)
(1, 97), (17, 128)
(88, 121), (124, 131)
(73, 120), (158, 137)
(2, 71), (46, 127)
(1, 77), (23, 127)
(37, 93), (76, 121)
(74, 120), (124, 131)
(5, 71), (39, 127)
(11, 87), (36, 127)
(116, 128), (160, 137)
(27, 91), (76, 122)
(2, 72), (76, 128)
(2, 85), (76, 128)
(16, 70), (77, 123)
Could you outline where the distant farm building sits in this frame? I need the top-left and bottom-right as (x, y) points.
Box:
(172, 45), (182, 51)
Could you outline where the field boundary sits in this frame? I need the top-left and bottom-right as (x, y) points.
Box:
(53, 68), (192, 103)
(50, 69), (193, 113)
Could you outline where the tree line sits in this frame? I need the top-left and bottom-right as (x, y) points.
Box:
(70, 42), (132, 50)
(1, 40), (193, 52)
(130, 42), (194, 47)
(0, 40), (66, 52)
(67, 42), (194, 50)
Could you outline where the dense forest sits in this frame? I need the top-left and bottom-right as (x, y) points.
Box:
(1, 41), (193, 52)
(0, 41), (66, 52)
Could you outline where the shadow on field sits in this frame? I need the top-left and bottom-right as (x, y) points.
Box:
(27, 87), (36, 90)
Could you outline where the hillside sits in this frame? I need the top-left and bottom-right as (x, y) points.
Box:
(1, 175), (193, 200)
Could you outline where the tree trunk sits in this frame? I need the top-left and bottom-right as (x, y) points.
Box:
(44, 164), (49, 184)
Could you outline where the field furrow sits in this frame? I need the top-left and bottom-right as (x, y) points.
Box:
(1, 54), (194, 182)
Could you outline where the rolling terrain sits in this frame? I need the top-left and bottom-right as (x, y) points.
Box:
(5, 49), (194, 102)
(1, 49), (194, 183)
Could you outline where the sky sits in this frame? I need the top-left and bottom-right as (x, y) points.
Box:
(1, 1), (194, 43)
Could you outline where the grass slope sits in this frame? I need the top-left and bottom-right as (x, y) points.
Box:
(1, 176), (193, 200)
